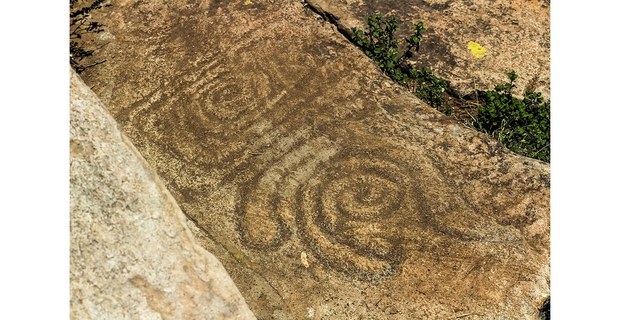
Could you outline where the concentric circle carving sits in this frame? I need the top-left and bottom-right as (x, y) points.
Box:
(296, 156), (409, 281)
(236, 144), (415, 281)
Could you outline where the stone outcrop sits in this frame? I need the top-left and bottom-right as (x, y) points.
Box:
(305, 0), (550, 98)
(70, 69), (256, 319)
(80, 0), (550, 318)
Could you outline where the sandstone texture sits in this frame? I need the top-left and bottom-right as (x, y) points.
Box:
(70, 69), (256, 320)
(79, 0), (550, 318)
(306, 0), (550, 98)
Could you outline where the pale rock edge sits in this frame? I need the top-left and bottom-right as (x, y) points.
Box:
(70, 69), (256, 320)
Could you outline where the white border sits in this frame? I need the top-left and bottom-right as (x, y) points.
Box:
(1, 0), (619, 318)
(0, 1), (70, 319)
(552, 0), (620, 318)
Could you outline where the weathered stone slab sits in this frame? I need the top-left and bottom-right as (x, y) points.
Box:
(81, 0), (549, 318)
(306, 0), (550, 98)
(70, 69), (256, 319)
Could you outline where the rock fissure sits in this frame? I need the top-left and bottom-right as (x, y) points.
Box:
(184, 212), (287, 303)
(303, 0), (356, 41)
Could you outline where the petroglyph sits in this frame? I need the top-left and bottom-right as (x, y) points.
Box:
(237, 136), (338, 250)
(234, 133), (521, 281)
(234, 136), (414, 281)
(81, 0), (549, 318)
(296, 152), (411, 281)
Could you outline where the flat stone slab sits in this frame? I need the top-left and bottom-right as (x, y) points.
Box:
(306, 0), (550, 98)
(81, 0), (549, 318)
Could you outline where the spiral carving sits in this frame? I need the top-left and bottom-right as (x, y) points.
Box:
(237, 143), (413, 281)
(296, 156), (409, 281)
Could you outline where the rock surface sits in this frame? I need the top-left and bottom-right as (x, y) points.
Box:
(80, 0), (550, 318)
(70, 69), (256, 320)
(305, 0), (550, 98)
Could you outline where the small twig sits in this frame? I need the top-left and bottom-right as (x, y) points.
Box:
(93, 42), (111, 52)
(374, 297), (383, 307)
(530, 143), (550, 157)
(81, 59), (107, 69)
(70, 17), (89, 36)
(473, 78), (479, 105)
(465, 108), (477, 125)
(453, 313), (480, 319)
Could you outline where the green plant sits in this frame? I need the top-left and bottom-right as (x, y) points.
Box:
(412, 67), (449, 110)
(351, 15), (420, 85)
(351, 15), (448, 110)
(474, 71), (550, 162)
(70, 0), (110, 73)
(351, 15), (550, 162)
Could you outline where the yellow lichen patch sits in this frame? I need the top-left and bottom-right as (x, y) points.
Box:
(467, 41), (487, 58)
(244, 0), (252, 5)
